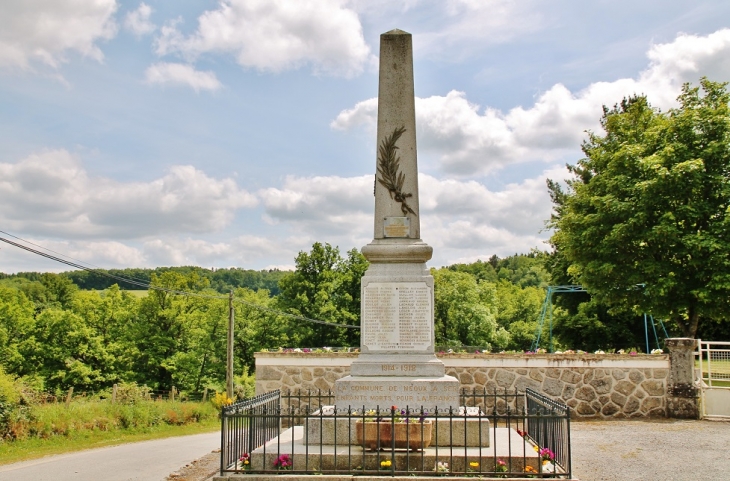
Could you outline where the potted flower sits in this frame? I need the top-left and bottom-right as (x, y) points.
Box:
(356, 406), (433, 451)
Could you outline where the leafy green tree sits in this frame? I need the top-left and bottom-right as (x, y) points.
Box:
(447, 260), (498, 283)
(494, 252), (550, 288)
(30, 308), (116, 391)
(551, 299), (649, 351)
(549, 79), (730, 338)
(432, 268), (507, 349)
(277, 243), (368, 347)
(70, 286), (140, 383)
(234, 287), (289, 371)
(38, 273), (78, 309)
(132, 271), (215, 390)
(0, 286), (36, 375)
(494, 281), (545, 350)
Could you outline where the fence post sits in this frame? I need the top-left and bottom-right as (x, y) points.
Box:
(112, 383), (118, 404)
(665, 338), (699, 419)
(65, 387), (73, 408)
(203, 387), (208, 402)
(171, 386), (176, 402)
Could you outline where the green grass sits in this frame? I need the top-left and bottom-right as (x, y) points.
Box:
(0, 417), (219, 465)
(124, 290), (148, 298)
(0, 398), (220, 465)
(696, 358), (730, 387)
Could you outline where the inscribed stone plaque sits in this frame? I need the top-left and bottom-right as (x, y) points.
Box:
(383, 216), (410, 238)
(362, 282), (431, 351)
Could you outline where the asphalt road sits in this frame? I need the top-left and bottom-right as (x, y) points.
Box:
(0, 431), (220, 481)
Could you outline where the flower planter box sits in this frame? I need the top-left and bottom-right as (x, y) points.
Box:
(356, 420), (433, 451)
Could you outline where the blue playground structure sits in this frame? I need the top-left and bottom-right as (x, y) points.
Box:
(531, 285), (669, 353)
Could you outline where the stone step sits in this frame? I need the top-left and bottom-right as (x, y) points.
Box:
(228, 426), (561, 476)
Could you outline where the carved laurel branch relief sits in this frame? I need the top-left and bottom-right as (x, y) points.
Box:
(377, 126), (416, 216)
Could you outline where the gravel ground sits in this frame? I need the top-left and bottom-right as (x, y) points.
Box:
(166, 450), (219, 481)
(571, 419), (730, 481)
(171, 419), (730, 481)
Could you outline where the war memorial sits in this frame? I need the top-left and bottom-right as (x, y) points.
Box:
(210, 29), (583, 480)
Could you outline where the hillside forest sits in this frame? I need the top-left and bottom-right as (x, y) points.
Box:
(4, 242), (719, 399)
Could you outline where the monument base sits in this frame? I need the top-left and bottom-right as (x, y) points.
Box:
(349, 353), (447, 377)
(334, 375), (459, 413)
(306, 411), (490, 447)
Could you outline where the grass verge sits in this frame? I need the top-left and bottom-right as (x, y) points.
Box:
(0, 417), (219, 466)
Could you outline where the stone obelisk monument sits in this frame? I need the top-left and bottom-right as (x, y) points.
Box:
(334, 29), (459, 413)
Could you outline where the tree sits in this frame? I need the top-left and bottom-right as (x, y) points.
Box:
(0, 286), (36, 375)
(277, 243), (367, 347)
(494, 281), (545, 350)
(132, 271), (215, 390)
(432, 268), (508, 349)
(548, 79), (730, 338)
(233, 287), (289, 371)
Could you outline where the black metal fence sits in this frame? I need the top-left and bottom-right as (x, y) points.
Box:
(220, 389), (281, 473)
(220, 388), (571, 478)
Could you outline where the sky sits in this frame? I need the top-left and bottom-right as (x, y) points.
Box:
(1, 0), (730, 274)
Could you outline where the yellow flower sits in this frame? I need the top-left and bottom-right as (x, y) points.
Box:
(525, 466), (537, 473)
(243, 460), (249, 465)
(469, 462), (479, 468)
(533, 445), (539, 452)
(543, 459), (550, 466)
(381, 460), (392, 467)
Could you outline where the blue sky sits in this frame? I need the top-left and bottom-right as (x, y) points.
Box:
(2, 0), (730, 273)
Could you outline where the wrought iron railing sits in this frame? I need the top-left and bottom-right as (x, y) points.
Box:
(220, 389), (281, 473)
(525, 387), (571, 472)
(220, 388), (571, 478)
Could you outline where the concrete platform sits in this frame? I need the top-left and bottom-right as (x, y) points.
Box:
(230, 426), (552, 474)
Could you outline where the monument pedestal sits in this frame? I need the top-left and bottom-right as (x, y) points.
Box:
(334, 376), (459, 412)
(334, 260), (459, 413)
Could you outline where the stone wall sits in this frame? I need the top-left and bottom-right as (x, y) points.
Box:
(255, 352), (673, 418)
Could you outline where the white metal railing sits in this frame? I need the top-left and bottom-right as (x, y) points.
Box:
(697, 339), (730, 419)
(697, 340), (730, 387)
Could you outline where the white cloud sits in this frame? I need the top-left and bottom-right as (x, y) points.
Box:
(418, 0), (542, 56)
(0, 149), (257, 238)
(0, 235), (290, 273)
(124, 2), (156, 36)
(330, 97), (378, 131)
(145, 62), (222, 92)
(333, 29), (730, 176)
(143, 235), (282, 267)
(0, 237), (148, 273)
(258, 174), (373, 240)
(0, 0), (118, 70)
(257, 166), (566, 264)
(154, 0), (372, 77)
(348, 0), (541, 58)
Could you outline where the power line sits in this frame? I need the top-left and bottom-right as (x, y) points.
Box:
(0, 233), (359, 330)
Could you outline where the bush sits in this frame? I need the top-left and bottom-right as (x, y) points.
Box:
(0, 369), (34, 441)
(211, 392), (233, 410)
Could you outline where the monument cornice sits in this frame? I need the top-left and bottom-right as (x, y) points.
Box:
(361, 239), (433, 263)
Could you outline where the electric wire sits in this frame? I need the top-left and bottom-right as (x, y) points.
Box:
(0, 233), (359, 329)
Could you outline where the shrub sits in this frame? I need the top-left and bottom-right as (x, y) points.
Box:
(211, 392), (233, 410)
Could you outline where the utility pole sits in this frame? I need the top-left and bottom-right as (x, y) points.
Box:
(227, 290), (234, 400)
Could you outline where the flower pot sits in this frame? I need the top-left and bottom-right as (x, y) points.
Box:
(356, 420), (433, 451)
